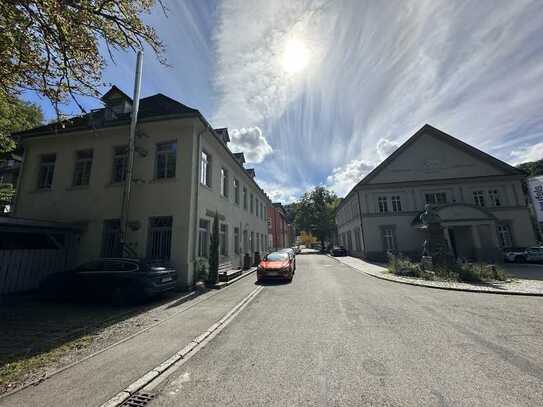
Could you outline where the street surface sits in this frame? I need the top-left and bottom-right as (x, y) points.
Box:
(149, 253), (543, 406)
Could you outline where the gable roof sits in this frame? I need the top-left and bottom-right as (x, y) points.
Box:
(14, 89), (199, 139)
(340, 124), (524, 206)
(101, 85), (132, 104)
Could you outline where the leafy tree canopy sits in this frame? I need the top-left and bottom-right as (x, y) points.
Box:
(0, 97), (43, 154)
(294, 186), (340, 247)
(0, 1), (165, 114)
(517, 159), (543, 177)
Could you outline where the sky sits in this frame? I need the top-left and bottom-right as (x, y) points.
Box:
(29, 0), (543, 203)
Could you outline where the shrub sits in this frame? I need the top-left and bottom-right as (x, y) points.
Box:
(388, 253), (424, 278)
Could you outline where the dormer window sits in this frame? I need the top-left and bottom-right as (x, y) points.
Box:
(101, 86), (133, 120)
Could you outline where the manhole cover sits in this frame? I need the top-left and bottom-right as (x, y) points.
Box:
(122, 392), (155, 407)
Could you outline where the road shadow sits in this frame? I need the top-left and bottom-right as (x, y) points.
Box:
(254, 279), (291, 286)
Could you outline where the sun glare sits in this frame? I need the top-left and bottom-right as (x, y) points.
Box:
(281, 38), (310, 74)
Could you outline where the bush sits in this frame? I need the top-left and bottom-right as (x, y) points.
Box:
(388, 253), (426, 279)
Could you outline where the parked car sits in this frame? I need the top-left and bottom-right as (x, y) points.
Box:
(257, 251), (295, 282)
(279, 248), (296, 269)
(504, 247), (543, 263)
(331, 246), (347, 257)
(40, 258), (177, 304)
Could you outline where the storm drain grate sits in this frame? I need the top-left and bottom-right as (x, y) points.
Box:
(122, 392), (155, 407)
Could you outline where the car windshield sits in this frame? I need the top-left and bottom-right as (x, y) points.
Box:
(266, 252), (289, 261)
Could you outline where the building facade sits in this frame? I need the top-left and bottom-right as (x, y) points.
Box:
(13, 86), (271, 287)
(336, 125), (537, 263)
(268, 203), (288, 250)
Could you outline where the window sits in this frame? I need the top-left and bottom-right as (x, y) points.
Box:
(488, 189), (501, 207)
(148, 216), (173, 259)
(234, 227), (240, 254)
(473, 191), (485, 207)
(261, 234), (265, 252)
(250, 193), (254, 213)
(37, 154), (56, 189)
(200, 151), (211, 186)
(256, 232), (260, 252)
(220, 168), (229, 197)
(378, 196), (388, 213)
(497, 224), (512, 248)
(156, 142), (176, 179)
(391, 195), (402, 212)
(250, 231), (254, 252)
(73, 149), (93, 186)
(260, 202), (264, 220)
(234, 179), (240, 204)
(243, 187), (248, 210)
(101, 219), (121, 257)
(243, 230), (248, 253)
(112, 146), (128, 183)
(198, 219), (210, 258)
(347, 231), (353, 252)
(425, 192), (447, 205)
(383, 228), (396, 251)
(354, 227), (362, 251)
(255, 198), (259, 217)
(220, 224), (228, 256)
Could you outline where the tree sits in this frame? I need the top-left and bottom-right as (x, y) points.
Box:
(517, 159), (543, 177)
(0, 97), (43, 153)
(207, 211), (220, 285)
(294, 186), (340, 249)
(0, 97), (43, 206)
(299, 231), (317, 247)
(0, 1), (165, 114)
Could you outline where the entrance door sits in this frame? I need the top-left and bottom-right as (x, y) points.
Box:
(448, 229), (458, 259)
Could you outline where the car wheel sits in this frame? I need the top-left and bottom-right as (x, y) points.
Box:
(515, 256), (526, 264)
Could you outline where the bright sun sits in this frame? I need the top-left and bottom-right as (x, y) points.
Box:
(281, 39), (310, 74)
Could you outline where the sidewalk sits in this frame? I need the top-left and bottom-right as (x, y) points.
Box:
(332, 255), (543, 296)
(0, 276), (259, 407)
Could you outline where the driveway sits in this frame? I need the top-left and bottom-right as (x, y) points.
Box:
(504, 263), (543, 281)
(150, 253), (543, 406)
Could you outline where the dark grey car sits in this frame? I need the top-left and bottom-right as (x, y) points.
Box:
(40, 258), (177, 305)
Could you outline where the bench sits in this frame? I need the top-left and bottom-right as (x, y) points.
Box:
(218, 262), (242, 282)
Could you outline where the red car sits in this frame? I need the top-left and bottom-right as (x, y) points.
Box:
(257, 251), (295, 283)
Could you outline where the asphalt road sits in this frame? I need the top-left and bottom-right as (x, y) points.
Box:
(149, 253), (543, 407)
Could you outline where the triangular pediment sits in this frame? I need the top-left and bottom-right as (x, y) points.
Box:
(362, 125), (521, 185)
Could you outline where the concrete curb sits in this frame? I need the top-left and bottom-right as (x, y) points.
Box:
(213, 267), (257, 289)
(0, 269), (257, 401)
(328, 255), (543, 297)
(99, 286), (264, 407)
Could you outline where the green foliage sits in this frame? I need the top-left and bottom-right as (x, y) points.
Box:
(517, 159), (543, 177)
(388, 253), (508, 283)
(293, 186), (340, 247)
(0, 96), (43, 153)
(0, 1), (165, 113)
(207, 212), (220, 284)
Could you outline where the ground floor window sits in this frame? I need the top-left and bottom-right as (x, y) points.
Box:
(250, 231), (254, 253)
(220, 224), (228, 256)
(234, 227), (240, 254)
(347, 231), (353, 252)
(497, 224), (513, 248)
(354, 227), (362, 251)
(256, 232), (260, 252)
(102, 219), (121, 257)
(382, 227), (396, 251)
(199, 219), (210, 258)
(148, 216), (173, 259)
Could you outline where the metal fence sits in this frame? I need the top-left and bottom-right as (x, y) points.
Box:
(0, 249), (68, 295)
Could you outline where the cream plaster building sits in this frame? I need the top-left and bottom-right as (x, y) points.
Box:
(13, 87), (271, 287)
(336, 125), (536, 262)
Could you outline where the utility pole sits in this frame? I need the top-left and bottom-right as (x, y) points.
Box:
(120, 51), (143, 257)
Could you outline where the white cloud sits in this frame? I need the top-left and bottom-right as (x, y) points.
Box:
(229, 127), (273, 163)
(257, 179), (304, 204)
(510, 142), (543, 165)
(376, 138), (400, 160)
(326, 159), (375, 197)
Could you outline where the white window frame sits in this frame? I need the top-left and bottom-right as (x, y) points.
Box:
(233, 178), (240, 204)
(220, 167), (229, 197)
(391, 195), (402, 212)
(112, 145), (128, 183)
(37, 153), (56, 189)
(488, 189), (501, 207)
(497, 224), (513, 248)
(200, 151), (211, 187)
(73, 149), (93, 186)
(473, 191), (485, 207)
(383, 228), (396, 251)
(378, 196), (388, 213)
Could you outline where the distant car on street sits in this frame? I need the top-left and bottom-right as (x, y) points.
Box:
(40, 258), (178, 304)
(504, 246), (543, 263)
(257, 251), (295, 283)
(331, 246), (347, 257)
